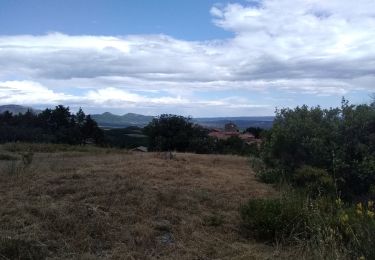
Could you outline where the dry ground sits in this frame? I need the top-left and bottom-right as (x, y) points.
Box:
(0, 144), (281, 259)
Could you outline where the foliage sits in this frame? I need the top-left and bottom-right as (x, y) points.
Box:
(144, 114), (211, 152)
(104, 126), (148, 149)
(203, 214), (224, 227)
(249, 157), (285, 183)
(0, 106), (104, 145)
(244, 127), (264, 139)
(144, 114), (261, 155)
(0, 153), (17, 161)
(240, 193), (375, 259)
(261, 98), (375, 200)
(293, 165), (335, 196)
(240, 195), (307, 241)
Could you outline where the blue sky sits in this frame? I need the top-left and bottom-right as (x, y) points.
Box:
(0, 0), (374, 116)
(0, 0), (239, 39)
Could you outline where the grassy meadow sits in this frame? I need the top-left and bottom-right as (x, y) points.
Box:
(0, 143), (283, 260)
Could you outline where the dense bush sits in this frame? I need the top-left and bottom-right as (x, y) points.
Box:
(261, 98), (375, 200)
(293, 166), (335, 196)
(241, 194), (375, 259)
(243, 97), (375, 258)
(240, 195), (307, 241)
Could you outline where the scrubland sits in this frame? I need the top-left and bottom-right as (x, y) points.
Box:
(0, 143), (282, 260)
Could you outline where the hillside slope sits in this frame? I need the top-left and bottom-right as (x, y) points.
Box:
(0, 144), (283, 259)
(91, 112), (154, 127)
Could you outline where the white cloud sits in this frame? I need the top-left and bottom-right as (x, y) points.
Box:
(0, 80), (76, 104)
(0, 81), (267, 116)
(0, 0), (374, 115)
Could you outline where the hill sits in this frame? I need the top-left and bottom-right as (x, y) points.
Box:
(0, 104), (41, 114)
(0, 105), (274, 129)
(193, 116), (274, 130)
(0, 144), (280, 259)
(93, 112), (274, 129)
(91, 112), (154, 128)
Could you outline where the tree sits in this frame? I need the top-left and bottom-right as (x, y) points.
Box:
(244, 127), (264, 138)
(144, 114), (201, 152)
(261, 98), (375, 200)
(81, 115), (104, 144)
(76, 107), (86, 127)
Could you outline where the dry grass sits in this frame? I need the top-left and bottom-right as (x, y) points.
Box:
(0, 144), (282, 259)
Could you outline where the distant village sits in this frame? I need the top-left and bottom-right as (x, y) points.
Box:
(208, 122), (260, 145)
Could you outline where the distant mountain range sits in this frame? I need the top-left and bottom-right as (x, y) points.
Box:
(92, 113), (274, 129)
(193, 117), (274, 130)
(0, 105), (274, 129)
(91, 112), (154, 128)
(0, 104), (41, 115)
(91, 112), (274, 130)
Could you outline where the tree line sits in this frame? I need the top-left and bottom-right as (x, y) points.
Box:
(0, 105), (104, 145)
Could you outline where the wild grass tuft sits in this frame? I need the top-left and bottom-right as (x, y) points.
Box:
(0, 153), (18, 161)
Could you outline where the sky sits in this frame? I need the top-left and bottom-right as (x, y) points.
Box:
(0, 0), (374, 117)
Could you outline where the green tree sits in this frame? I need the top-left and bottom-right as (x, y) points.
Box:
(244, 127), (263, 138)
(144, 114), (205, 152)
(261, 99), (375, 200)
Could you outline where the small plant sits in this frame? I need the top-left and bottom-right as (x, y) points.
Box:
(203, 214), (224, 227)
(20, 149), (34, 169)
(0, 153), (18, 161)
(5, 160), (22, 176)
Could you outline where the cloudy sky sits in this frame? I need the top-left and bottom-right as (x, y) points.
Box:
(0, 0), (374, 116)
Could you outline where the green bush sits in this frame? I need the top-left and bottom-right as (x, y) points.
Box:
(240, 193), (375, 259)
(293, 166), (335, 196)
(240, 195), (308, 241)
(256, 168), (285, 184)
(261, 99), (375, 200)
(249, 156), (286, 184)
(203, 214), (224, 227)
(341, 201), (375, 259)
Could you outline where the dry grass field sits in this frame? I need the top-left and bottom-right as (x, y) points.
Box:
(0, 144), (282, 259)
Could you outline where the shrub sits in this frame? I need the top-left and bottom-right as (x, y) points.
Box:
(203, 214), (224, 227)
(20, 150), (34, 169)
(293, 166), (335, 196)
(341, 201), (375, 259)
(256, 168), (285, 184)
(261, 99), (375, 199)
(249, 157), (286, 184)
(240, 195), (308, 241)
(240, 193), (375, 259)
